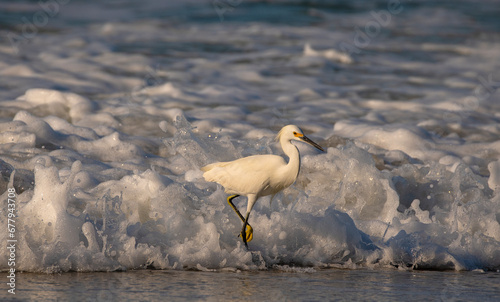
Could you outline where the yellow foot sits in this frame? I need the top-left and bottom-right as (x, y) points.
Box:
(238, 224), (253, 243)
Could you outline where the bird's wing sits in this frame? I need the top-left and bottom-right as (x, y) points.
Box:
(202, 155), (286, 196)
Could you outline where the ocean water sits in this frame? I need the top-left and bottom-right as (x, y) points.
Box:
(7, 269), (500, 301)
(1, 0), (500, 299)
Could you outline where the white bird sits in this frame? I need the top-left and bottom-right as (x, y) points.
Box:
(201, 125), (324, 249)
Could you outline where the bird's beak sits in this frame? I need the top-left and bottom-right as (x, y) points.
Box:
(300, 135), (325, 152)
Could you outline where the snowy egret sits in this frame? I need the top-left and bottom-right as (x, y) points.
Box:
(201, 125), (324, 249)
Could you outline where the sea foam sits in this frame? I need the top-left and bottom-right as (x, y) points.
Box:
(1, 98), (499, 272)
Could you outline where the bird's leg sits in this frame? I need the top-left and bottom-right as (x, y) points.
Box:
(241, 212), (251, 250)
(227, 195), (244, 221)
(227, 195), (253, 246)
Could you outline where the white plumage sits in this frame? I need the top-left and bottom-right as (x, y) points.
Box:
(201, 125), (324, 248)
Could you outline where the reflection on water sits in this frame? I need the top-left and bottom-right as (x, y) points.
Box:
(11, 269), (500, 301)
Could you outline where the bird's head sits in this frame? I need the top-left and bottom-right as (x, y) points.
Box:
(277, 125), (325, 152)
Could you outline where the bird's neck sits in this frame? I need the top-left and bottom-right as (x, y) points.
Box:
(281, 138), (301, 180)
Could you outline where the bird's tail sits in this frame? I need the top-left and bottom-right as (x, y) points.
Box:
(200, 164), (211, 172)
(200, 161), (229, 172)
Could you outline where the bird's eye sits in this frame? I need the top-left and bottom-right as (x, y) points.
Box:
(293, 131), (297, 135)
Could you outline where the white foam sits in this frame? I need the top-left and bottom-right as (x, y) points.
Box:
(488, 160), (500, 192)
(303, 43), (353, 64)
(20, 89), (96, 122)
(3, 88), (500, 273)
